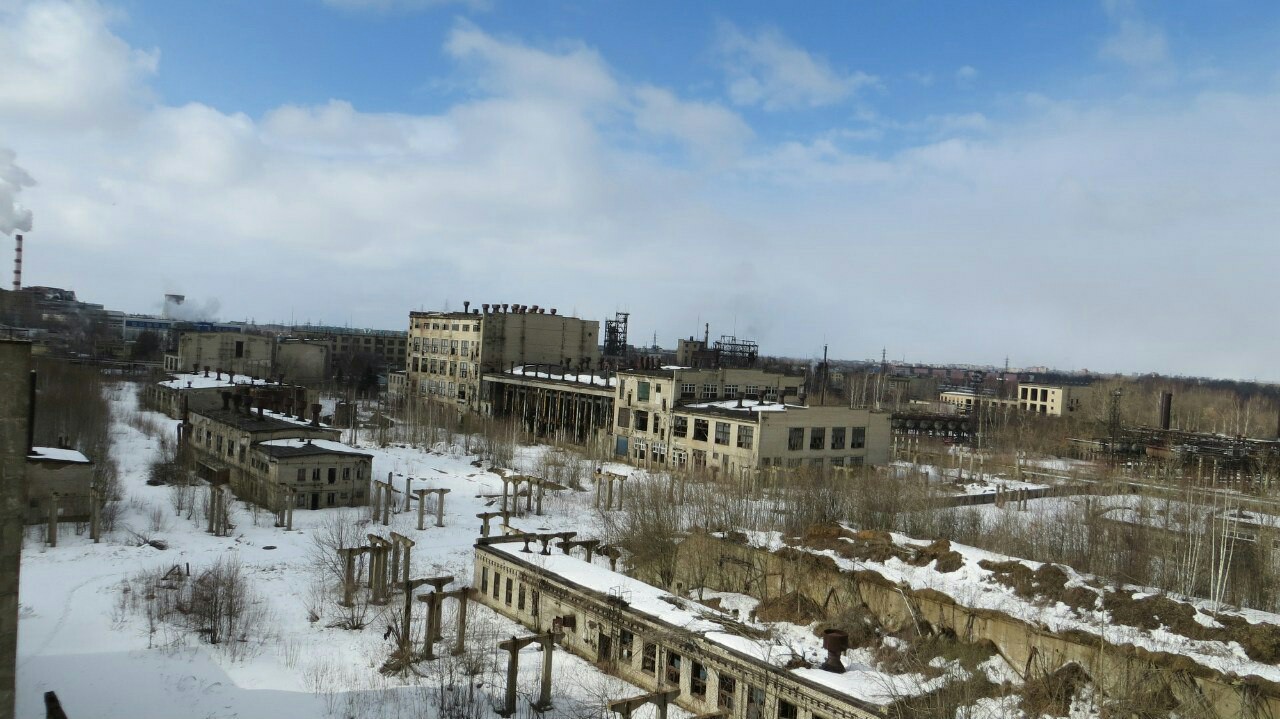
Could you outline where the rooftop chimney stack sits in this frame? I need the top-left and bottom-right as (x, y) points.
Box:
(463, 301), (470, 313)
(310, 403), (321, 427)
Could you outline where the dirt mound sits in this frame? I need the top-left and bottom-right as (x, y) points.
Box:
(911, 539), (964, 573)
(979, 560), (1097, 611)
(1020, 662), (1092, 718)
(1209, 613), (1280, 664)
(755, 591), (825, 625)
(1103, 592), (1206, 638)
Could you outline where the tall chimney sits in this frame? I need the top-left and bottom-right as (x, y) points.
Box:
(1159, 391), (1173, 431)
(12, 233), (22, 292)
(463, 301), (470, 313)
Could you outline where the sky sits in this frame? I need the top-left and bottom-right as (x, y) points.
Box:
(1, 0), (1279, 379)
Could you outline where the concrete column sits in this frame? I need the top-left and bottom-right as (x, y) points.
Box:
(390, 543), (401, 590)
(434, 489), (447, 528)
(422, 593), (438, 660)
(415, 489), (428, 531)
(46, 493), (58, 547)
(535, 480), (544, 516)
(501, 641), (519, 717)
(453, 592), (468, 656)
(605, 477), (614, 509)
(534, 636), (554, 710)
(399, 580), (414, 657)
(381, 484), (391, 526)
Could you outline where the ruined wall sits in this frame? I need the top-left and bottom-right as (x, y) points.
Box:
(675, 533), (1280, 719)
(0, 340), (32, 719)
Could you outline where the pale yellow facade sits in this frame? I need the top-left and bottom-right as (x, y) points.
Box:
(406, 308), (600, 413)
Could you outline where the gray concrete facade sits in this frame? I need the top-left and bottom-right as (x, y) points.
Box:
(0, 339), (32, 719)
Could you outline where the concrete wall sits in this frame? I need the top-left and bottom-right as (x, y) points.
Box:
(22, 460), (93, 524)
(0, 340), (32, 719)
(275, 341), (329, 385)
(675, 533), (1280, 719)
(260, 451), (370, 510)
(177, 332), (275, 377)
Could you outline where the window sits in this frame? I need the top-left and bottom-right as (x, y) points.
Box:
(680, 383), (696, 399)
(692, 449), (706, 468)
(215, 436), (223, 453)
(326, 492), (336, 507)
(693, 419), (709, 441)
(632, 440), (647, 461)
(461, 340), (469, 354)
(296, 468), (305, 483)
(786, 458), (802, 468)
(778, 700), (798, 719)
(227, 440), (236, 457)
(642, 643), (657, 673)
(650, 442), (666, 463)
(737, 425), (754, 449)
(714, 422), (730, 445)
(1020, 386), (1028, 399)
(831, 427), (846, 450)
(634, 410), (649, 432)
(617, 408), (631, 429)
(518, 584), (526, 611)
(788, 428), (804, 450)
(312, 468), (321, 482)
(328, 467), (337, 484)
(235, 341), (244, 358)
(810, 427), (826, 450)
(718, 674), (736, 709)
(830, 457), (845, 467)
(691, 661), (708, 697)
(665, 651), (682, 686)
(459, 363), (468, 378)
(848, 456), (865, 466)
(619, 629), (634, 661)
(745, 385), (760, 399)
(673, 416), (688, 437)
(492, 573), (501, 600)
(481, 567), (488, 592)
(701, 384), (717, 399)
(638, 382), (650, 401)
(342, 467), (350, 481)
(672, 449), (688, 468)
(849, 427), (866, 449)
(451, 340), (459, 354)
(724, 384), (738, 398)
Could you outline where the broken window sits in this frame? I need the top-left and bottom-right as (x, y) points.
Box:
(634, 410), (649, 432)
(810, 427), (826, 450)
(787, 428), (803, 451)
(714, 422), (730, 445)
(617, 408), (631, 429)
(701, 384), (716, 399)
(673, 416), (688, 437)
(744, 385), (760, 399)
(637, 382), (650, 401)
(691, 661), (708, 697)
(693, 419), (709, 441)
(737, 425), (754, 449)
(831, 427), (846, 450)
(642, 643), (657, 673)
(680, 382), (696, 399)
(296, 468), (305, 483)
(724, 384), (738, 398)
(718, 673), (736, 709)
(328, 468), (337, 484)
(849, 427), (866, 449)
(665, 651), (682, 686)
(619, 629), (634, 661)
(777, 700), (798, 719)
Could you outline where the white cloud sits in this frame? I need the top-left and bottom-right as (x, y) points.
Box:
(717, 22), (878, 110)
(0, 0), (156, 128)
(955, 65), (978, 85)
(632, 86), (752, 164)
(3, 1), (1280, 379)
(0, 147), (35, 234)
(1099, 0), (1171, 71)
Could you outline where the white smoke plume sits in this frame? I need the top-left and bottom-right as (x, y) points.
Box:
(0, 148), (35, 235)
(162, 294), (222, 321)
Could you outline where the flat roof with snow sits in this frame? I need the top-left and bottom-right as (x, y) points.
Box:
(27, 447), (91, 464)
(158, 372), (281, 390)
(256, 438), (371, 459)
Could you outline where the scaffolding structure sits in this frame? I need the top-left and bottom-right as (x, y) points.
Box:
(603, 312), (628, 358)
(712, 335), (758, 369)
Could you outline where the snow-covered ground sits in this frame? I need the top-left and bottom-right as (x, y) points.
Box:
(15, 383), (670, 719)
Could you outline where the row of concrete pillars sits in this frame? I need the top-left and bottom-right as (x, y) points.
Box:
(497, 474), (549, 517)
(43, 488), (105, 547)
(594, 472), (627, 511)
(372, 474), (451, 530)
(206, 485), (233, 537)
(497, 631), (562, 717)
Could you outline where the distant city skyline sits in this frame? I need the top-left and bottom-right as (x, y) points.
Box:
(3, 1), (1280, 380)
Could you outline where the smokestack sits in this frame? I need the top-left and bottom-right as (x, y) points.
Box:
(1159, 391), (1173, 431)
(310, 403), (321, 427)
(12, 233), (22, 292)
(482, 303), (490, 313)
(464, 301), (470, 313)
(203, 366), (210, 378)
(704, 322), (709, 346)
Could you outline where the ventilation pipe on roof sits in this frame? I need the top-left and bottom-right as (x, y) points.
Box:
(463, 301), (470, 313)
(482, 304), (490, 314)
(550, 308), (557, 315)
(310, 403), (322, 427)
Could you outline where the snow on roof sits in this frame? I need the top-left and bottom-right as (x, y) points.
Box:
(259, 408), (331, 429)
(158, 372), (279, 390)
(28, 447), (91, 463)
(510, 366), (617, 387)
(684, 399), (791, 413)
(489, 542), (928, 708)
(257, 438), (370, 458)
(732, 528), (1280, 685)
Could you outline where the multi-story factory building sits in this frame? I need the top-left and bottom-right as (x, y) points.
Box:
(407, 303), (600, 414)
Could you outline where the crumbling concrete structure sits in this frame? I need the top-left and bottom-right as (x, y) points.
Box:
(0, 339), (32, 719)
